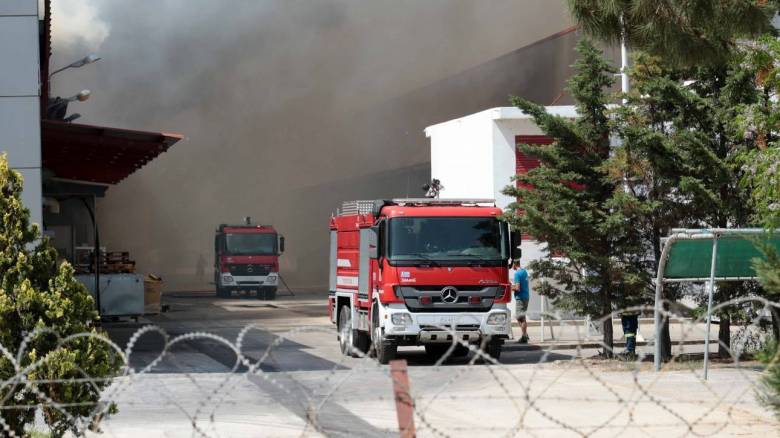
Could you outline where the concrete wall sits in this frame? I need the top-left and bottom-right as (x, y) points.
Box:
(0, 0), (41, 226)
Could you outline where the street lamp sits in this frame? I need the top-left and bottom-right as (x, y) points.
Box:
(49, 54), (102, 78)
(71, 89), (92, 101)
(47, 89), (92, 120)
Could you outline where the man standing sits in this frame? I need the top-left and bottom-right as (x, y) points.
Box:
(512, 260), (530, 343)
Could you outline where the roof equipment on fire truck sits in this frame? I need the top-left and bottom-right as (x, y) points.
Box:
(422, 178), (444, 198)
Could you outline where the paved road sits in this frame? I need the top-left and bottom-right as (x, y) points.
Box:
(105, 290), (593, 373)
(88, 290), (775, 437)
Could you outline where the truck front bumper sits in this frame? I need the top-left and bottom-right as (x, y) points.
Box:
(220, 273), (278, 288)
(381, 303), (512, 343)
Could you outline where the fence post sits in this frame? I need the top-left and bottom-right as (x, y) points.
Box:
(390, 359), (416, 438)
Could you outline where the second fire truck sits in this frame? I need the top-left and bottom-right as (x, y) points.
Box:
(214, 220), (284, 300)
(328, 198), (521, 363)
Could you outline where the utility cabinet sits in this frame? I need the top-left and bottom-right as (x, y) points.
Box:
(76, 273), (145, 317)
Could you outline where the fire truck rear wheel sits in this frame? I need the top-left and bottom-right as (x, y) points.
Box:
(338, 305), (354, 356)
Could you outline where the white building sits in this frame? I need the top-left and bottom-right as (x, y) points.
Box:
(0, 0), (42, 225)
(425, 106), (577, 320)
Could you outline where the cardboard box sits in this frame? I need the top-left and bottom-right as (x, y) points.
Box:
(143, 274), (163, 315)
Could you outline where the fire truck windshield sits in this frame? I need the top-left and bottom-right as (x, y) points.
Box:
(225, 233), (277, 255)
(387, 217), (507, 265)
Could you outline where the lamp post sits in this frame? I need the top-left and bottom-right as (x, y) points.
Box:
(46, 90), (91, 120)
(49, 54), (102, 78)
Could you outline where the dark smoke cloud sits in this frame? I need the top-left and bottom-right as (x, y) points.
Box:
(50, 0), (574, 290)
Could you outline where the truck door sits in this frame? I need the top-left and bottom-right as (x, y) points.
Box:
(358, 228), (373, 301)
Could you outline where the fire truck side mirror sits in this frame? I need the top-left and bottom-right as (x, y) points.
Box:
(511, 231), (522, 261)
(279, 236), (285, 253)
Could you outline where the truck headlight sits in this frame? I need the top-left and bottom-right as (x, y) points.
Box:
(222, 275), (234, 284)
(487, 313), (507, 325)
(391, 313), (413, 326)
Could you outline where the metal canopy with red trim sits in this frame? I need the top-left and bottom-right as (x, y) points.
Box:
(42, 120), (183, 185)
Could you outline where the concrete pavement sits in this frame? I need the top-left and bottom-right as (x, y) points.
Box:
(84, 290), (777, 437)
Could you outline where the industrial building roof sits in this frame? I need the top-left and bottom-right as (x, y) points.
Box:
(42, 120), (183, 185)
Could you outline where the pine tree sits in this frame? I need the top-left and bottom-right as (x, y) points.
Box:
(737, 36), (780, 417)
(504, 40), (649, 356)
(610, 52), (762, 360)
(567, 0), (777, 68)
(0, 154), (122, 437)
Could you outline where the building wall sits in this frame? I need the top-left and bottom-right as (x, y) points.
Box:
(426, 108), (584, 320)
(429, 111), (495, 200)
(0, 0), (41, 226)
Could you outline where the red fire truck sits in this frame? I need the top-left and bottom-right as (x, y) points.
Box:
(214, 220), (285, 300)
(328, 199), (521, 363)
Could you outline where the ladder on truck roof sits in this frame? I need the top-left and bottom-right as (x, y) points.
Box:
(339, 200), (375, 216)
(391, 198), (495, 206)
(337, 198), (496, 216)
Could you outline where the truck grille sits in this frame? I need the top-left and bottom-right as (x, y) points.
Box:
(396, 285), (499, 313)
(420, 324), (481, 331)
(228, 264), (271, 276)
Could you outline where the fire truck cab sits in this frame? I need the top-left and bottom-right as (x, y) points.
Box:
(214, 221), (284, 300)
(328, 199), (520, 364)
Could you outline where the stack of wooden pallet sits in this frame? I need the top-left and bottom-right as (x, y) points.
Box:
(100, 251), (136, 273)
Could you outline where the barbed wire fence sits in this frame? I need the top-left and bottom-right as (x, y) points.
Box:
(2, 298), (779, 437)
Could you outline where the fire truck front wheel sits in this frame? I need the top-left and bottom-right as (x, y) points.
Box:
(480, 338), (503, 362)
(371, 312), (397, 365)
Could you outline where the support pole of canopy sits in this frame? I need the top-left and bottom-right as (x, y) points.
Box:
(79, 196), (101, 316)
(655, 235), (677, 371)
(540, 292), (545, 342)
(703, 235), (719, 380)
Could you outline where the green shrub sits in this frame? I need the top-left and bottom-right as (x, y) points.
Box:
(0, 154), (122, 437)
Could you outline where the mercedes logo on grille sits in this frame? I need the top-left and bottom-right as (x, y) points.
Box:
(247, 266), (254, 273)
(440, 286), (458, 303)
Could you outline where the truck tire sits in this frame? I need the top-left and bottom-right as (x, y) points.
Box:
(371, 312), (396, 364)
(338, 306), (353, 356)
(481, 338), (503, 362)
(338, 305), (369, 357)
(353, 330), (370, 356)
